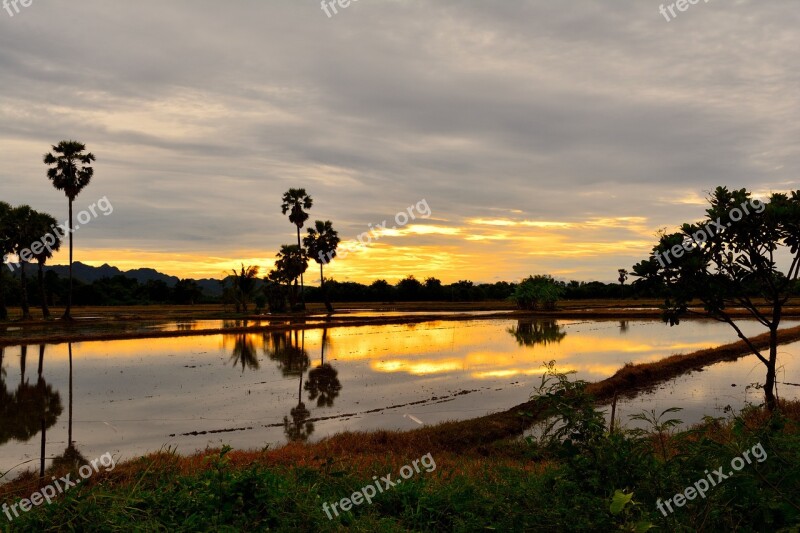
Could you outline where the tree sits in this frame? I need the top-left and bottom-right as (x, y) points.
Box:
(632, 186), (798, 411)
(230, 264), (259, 314)
(30, 211), (61, 319)
(44, 140), (96, 320)
(0, 202), (11, 320)
(511, 275), (565, 311)
(280, 189), (313, 309)
(8, 205), (37, 320)
(303, 220), (340, 313)
(273, 245), (308, 311)
(618, 268), (628, 299)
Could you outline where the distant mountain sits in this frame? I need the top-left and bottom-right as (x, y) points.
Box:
(41, 262), (225, 296)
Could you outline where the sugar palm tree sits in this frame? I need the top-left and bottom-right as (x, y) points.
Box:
(303, 220), (340, 313)
(0, 202), (12, 321)
(44, 140), (95, 320)
(280, 189), (313, 309)
(30, 212), (61, 319)
(9, 205), (37, 320)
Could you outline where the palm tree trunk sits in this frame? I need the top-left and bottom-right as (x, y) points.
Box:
(20, 262), (31, 320)
(321, 264), (333, 313)
(63, 198), (73, 320)
(296, 226), (305, 309)
(38, 261), (50, 319)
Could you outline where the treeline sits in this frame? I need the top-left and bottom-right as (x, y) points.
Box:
(0, 270), (206, 307)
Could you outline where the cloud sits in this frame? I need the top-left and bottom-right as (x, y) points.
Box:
(1, 0), (798, 282)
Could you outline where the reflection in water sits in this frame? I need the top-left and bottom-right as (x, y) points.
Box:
(224, 334), (260, 373)
(619, 321), (629, 334)
(0, 345), (63, 479)
(265, 330), (310, 377)
(507, 320), (566, 347)
(305, 329), (342, 408)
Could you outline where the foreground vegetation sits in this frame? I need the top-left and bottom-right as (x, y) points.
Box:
(2, 371), (799, 532)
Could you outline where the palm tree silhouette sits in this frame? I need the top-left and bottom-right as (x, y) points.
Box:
(304, 328), (342, 407)
(44, 140), (96, 320)
(30, 211), (61, 319)
(280, 189), (313, 310)
(224, 332), (261, 372)
(303, 221), (340, 313)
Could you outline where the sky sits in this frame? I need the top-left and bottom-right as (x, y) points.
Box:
(0, 0), (798, 284)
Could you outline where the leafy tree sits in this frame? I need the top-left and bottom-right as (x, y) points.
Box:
(632, 186), (799, 411)
(396, 275), (423, 301)
(8, 205), (37, 320)
(30, 211), (61, 319)
(511, 275), (565, 311)
(303, 220), (340, 313)
(0, 202), (11, 320)
(280, 189), (313, 309)
(44, 140), (96, 320)
(273, 245), (308, 311)
(173, 279), (202, 305)
(369, 279), (394, 301)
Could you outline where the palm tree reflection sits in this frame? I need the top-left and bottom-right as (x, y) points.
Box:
(507, 320), (567, 347)
(304, 329), (342, 408)
(265, 330), (315, 442)
(224, 334), (260, 372)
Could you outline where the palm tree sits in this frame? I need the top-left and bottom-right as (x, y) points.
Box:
(30, 212), (61, 319)
(44, 140), (96, 320)
(9, 205), (37, 320)
(230, 264), (259, 313)
(280, 189), (313, 309)
(0, 202), (12, 321)
(303, 220), (340, 313)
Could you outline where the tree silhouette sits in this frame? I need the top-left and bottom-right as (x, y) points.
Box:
(280, 189), (313, 309)
(272, 245), (308, 311)
(8, 205), (37, 320)
(224, 332), (261, 372)
(44, 140), (95, 320)
(618, 269), (628, 299)
(304, 329), (342, 407)
(0, 202), (12, 320)
(31, 211), (62, 319)
(632, 186), (800, 411)
(229, 264), (259, 313)
(303, 220), (340, 313)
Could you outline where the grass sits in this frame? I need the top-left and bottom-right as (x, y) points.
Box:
(2, 397), (798, 532)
